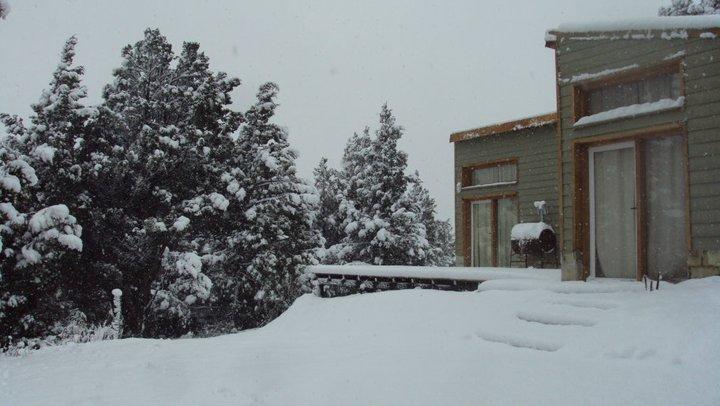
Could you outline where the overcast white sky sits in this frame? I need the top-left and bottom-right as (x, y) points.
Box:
(0, 0), (664, 220)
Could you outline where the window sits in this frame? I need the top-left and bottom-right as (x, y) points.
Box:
(574, 63), (683, 123)
(586, 72), (680, 115)
(463, 160), (517, 188)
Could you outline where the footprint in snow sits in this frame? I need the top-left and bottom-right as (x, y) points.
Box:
(516, 311), (596, 327)
(547, 299), (618, 310)
(476, 331), (562, 352)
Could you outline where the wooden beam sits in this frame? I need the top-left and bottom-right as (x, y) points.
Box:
(636, 140), (647, 281)
(554, 46), (565, 258)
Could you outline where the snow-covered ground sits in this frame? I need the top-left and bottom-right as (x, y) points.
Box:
(2, 276), (719, 406)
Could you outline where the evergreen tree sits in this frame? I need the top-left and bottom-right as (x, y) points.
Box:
(339, 105), (429, 265)
(313, 157), (345, 249)
(224, 83), (321, 327)
(0, 116), (83, 346)
(0, 0), (9, 20)
(405, 172), (454, 266)
(431, 219), (455, 266)
(100, 30), (244, 336)
(14, 37), (116, 324)
(659, 0), (720, 15)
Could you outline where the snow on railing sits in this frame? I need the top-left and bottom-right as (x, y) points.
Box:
(306, 264), (559, 282)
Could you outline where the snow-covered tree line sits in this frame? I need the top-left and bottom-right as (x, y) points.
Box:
(314, 105), (454, 267)
(659, 0), (720, 15)
(0, 30), (322, 344)
(1, 30), (452, 345)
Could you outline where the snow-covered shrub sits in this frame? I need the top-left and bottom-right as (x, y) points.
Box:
(659, 0), (720, 15)
(146, 250), (212, 337)
(2, 309), (119, 356)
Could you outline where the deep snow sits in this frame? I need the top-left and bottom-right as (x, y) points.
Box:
(1, 276), (719, 406)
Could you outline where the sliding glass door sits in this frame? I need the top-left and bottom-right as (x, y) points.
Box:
(471, 200), (492, 267)
(588, 135), (688, 280)
(590, 142), (637, 278)
(471, 197), (517, 267)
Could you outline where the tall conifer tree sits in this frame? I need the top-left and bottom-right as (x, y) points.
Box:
(225, 83), (321, 327)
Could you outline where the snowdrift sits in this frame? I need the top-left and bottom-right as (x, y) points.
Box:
(2, 277), (719, 406)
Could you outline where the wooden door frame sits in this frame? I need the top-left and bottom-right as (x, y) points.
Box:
(571, 122), (690, 281)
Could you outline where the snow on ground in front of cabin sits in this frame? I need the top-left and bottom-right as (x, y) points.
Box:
(1, 276), (719, 406)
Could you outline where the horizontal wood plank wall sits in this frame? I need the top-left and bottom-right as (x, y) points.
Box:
(555, 35), (720, 267)
(453, 125), (558, 266)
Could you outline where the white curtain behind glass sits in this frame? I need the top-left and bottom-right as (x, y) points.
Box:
(594, 146), (637, 278)
(497, 198), (517, 267)
(472, 201), (492, 266)
(646, 136), (687, 279)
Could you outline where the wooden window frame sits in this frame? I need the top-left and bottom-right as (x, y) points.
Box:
(571, 123), (690, 281)
(462, 192), (518, 267)
(461, 158), (519, 189)
(572, 60), (685, 124)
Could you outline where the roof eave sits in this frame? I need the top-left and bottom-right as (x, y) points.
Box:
(449, 112), (558, 143)
(551, 27), (720, 41)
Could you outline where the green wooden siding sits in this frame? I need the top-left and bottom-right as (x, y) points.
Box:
(556, 35), (720, 259)
(453, 125), (558, 266)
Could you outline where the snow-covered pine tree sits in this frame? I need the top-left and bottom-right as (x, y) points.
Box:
(224, 83), (321, 327)
(313, 157), (345, 250)
(100, 30), (243, 336)
(431, 219), (455, 266)
(25, 36), (97, 185)
(14, 37), (118, 326)
(339, 104), (429, 265)
(659, 0), (720, 15)
(0, 0), (9, 20)
(95, 29), (177, 335)
(0, 118), (83, 346)
(144, 41), (243, 335)
(405, 172), (454, 266)
(324, 129), (373, 263)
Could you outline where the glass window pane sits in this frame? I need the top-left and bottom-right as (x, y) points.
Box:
(470, 163), (516, 186)
(645, 135), (687, 280)
(606, 83), (627, 111)
(588, 89), (604, 114)
(670, 73), (681, 99)
(498, 164), (517, 183)
(621, 81), (640, 107)
(497, 198), (517, 267)
(471, 167), (495, 185)
(471, 201), (493, 266)
(641, 74), (671, 103)
(585, 72), (679, 117)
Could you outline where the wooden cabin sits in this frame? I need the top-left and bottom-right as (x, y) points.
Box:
(452, 16), (720, 281)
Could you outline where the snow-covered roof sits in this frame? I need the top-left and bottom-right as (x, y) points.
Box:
(546, 15), (720, 45)
(449, 112), (557, 143)
(552, 15), (720, 34)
